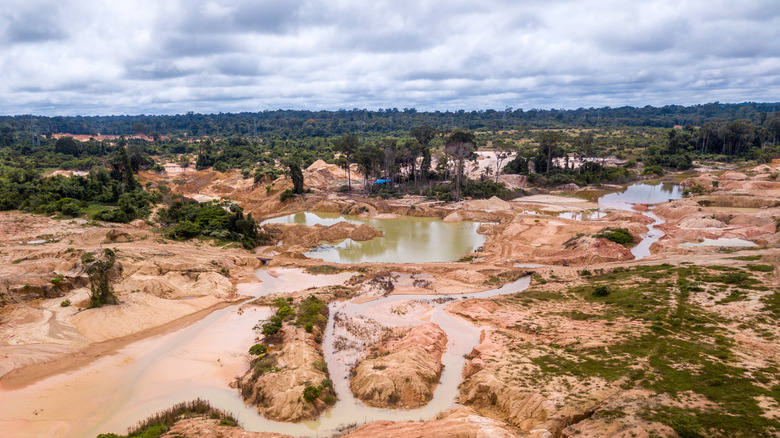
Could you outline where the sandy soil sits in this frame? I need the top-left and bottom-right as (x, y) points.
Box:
(2, 161), (778, 437)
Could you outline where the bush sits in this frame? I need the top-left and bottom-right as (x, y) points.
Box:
(279, 189), (296, 202)
(303, 385), (321, 403)
(295, 296), (328, 332)
(60, 299), (71, 307)
(643, 165), (665, 176)
(248, 344), (267, 355)
(593, 285), (611, 297)
(595, 228), (633, 246)
(92, 208), (129, 223)
(262, 316), (283, 336)
(169, 220), (201, 239)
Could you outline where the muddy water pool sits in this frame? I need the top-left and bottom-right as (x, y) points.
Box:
(262, 212), (485, 263)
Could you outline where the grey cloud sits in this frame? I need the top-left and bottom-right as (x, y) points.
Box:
(175, 0), (306, 35)
(2, 0), (780, 115)
(1, 3), (68, 43)
(125, 60), (194, 80)
(160, 35), (240, 57)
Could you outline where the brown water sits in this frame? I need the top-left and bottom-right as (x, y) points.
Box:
(0, 269), (531, 437)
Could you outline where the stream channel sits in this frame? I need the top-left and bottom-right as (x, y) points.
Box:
(597, 182), (683, 259)
(0, 182), (682, 437)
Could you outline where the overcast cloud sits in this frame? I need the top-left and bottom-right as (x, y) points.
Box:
(1, 0), (779, 115)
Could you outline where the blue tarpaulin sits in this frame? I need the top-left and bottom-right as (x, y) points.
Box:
(374, 179), (389, 184)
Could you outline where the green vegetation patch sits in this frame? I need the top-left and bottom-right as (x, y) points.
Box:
(527, 265), (780, 436)
(305, 265), (343, 275)
(593, 227), (634, 246)
(159, 199), (269, 249)
(96, 399), (239, 438)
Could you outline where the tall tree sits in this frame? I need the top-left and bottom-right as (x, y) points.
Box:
(492, 139), (516, 183)
(354, 144), (384, 194)
(445, 131), (476, 202)
(82, 249), (120, 308)
(537, 131), (565, 175)
(410, 126), (437, 148)
(283, 158), (305, 194)
(333, 135), (359, 190)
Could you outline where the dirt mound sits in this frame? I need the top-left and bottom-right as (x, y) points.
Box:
(162, 417), (293, 437)
(350, 322), (448, 408)
(161, 407), (518, 438)
(683, 173), (719, 189)
(442, 211), (465, 222)
(264, 221), (382, 253)
(498, 174), (528, 190)
(678, 217), (727, 229)
(465, 196), (511, 212)
(343, 407), (519, 438)
(305, 159), (357, 190)
(237, 325), (332, 422)
(720, 171), (749, 181)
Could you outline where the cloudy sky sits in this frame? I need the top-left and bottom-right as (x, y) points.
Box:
(2, 0), (780, 115)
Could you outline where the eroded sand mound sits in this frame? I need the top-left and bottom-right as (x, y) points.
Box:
(465, 196), (512, 212)
(263, 221), (382, 253)
(237, 325), (332, 423)
(350, 322), (448, 408)
(161, 407), (518, 438)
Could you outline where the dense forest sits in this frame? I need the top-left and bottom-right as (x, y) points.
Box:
(2, 102), (780, 139)
(0, 102), (779, 227)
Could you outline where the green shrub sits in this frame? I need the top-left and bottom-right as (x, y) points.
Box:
(593, 285), (611, 297)
(60, 299), (71, 307)
(594, 228), (633, 246)
(169, 220), (201, 239)
(248, 344), (267, 355)
(295, 296), (328, 332)
(279, 189), (296, 202)
(303, 385), (321, 403)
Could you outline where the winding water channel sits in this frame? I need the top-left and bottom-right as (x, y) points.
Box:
(0, 182), (684, 437)
(597, 182), (683, 259)
(0, 267), (530, 438)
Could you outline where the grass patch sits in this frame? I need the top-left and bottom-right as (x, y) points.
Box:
(528, 265), (780, 436)
(305, 265), (343, 274)
(731, 255), (762, 261)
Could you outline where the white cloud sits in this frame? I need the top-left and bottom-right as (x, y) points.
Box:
(1, 0), (779, 115)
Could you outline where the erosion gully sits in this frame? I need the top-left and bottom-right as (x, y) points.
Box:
(1, 183), (680, 437)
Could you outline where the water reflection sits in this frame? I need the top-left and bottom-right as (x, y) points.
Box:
(264, 212), (485, 264)
(597, 182), (684, 260)
(599, 182), (683, 206)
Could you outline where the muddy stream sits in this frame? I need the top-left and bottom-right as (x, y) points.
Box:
(598, 182), (683, 259)
(0, 266), (530, 437)
(0, 183), (680, 437)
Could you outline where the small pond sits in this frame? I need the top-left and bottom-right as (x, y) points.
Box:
(263, 212), (485, 264)
(599, 182), (684, 207)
